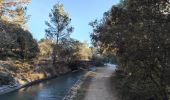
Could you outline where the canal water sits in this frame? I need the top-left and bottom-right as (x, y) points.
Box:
(0, 71), (85, 100)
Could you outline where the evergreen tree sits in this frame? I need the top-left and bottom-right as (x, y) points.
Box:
(45, 3), (74, 65)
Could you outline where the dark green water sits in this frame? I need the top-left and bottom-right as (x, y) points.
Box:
(0, 71), (84, 100)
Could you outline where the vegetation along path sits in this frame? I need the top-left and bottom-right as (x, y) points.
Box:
(83, 64), (118, 100)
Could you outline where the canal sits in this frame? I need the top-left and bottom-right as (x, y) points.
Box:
(0, 71), (85, 100)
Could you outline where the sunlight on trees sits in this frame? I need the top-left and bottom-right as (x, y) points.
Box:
(90, 0), (170, 99)
(45, 3), (74, 65)
(0, 0), (94, 94)
(74, 41), (92, 61)
(0, 0), (30, 29)
(38, 39), (53, 58)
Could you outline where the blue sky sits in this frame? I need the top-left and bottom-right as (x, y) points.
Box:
(27, 0), (120, 44)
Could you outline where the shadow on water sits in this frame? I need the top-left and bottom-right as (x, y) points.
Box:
(0, 71), (85, 100)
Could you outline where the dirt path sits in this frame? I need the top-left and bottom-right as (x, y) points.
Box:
(83, 65), (118, 100)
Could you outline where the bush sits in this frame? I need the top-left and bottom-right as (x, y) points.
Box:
(0, 20), (39, 60)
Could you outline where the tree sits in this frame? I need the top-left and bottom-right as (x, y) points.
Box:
(74, 41), (92, 61)
(90, 0), (170, 99)
(38, 38), (53, 58)
(56, 38), (92, 70)
(0, 0), (30, 30)
(0, 20), (39, 60)
(57, 38), (78, 62)
(45, 3), (74, 65)
(12, 6), (29, 29)
(60, 40), (92, 61)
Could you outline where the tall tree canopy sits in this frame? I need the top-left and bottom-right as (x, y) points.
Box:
(90, 0), (170, 99)
(45, 3), (74, 64)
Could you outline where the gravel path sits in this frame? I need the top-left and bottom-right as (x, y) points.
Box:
(83, 65), (118, 100)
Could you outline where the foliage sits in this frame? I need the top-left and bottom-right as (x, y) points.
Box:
(38, 38), (53, 58)
(73, 41), (92, 61)
(90, 0), (170, 99)
(57, 38), (92, 62)
(56, 38), (92, 70)
(0, 20), (39, 60)
(0, 0), (30, 28)
(57, 38), (78, 62)
(45, 3), (74, 65)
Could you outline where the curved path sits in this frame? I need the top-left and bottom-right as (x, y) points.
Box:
(84, 64), (118, 100)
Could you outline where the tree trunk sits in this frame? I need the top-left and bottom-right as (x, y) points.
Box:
(53, 34), (59, 66)
(52, 46), (56, 66)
